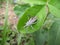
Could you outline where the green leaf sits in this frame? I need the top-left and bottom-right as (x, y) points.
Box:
(14, 4), (30, 17)
(33, 14), (54, 45)
(48, 0), (60, 18)
(33, 29), (48, 45)
(48, 19), (60, 45)
(55, 22), (60, 45)
(22, 0), (47, 5)
(49, 0), (60, 9)
(48, 4), (60, 18)
(17, 5), (47, 33)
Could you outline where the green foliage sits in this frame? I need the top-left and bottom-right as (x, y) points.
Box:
(48, 19), (60, 45)
(0, 0), (4, 3)
(0, 0), (4, 8)
(14, 4), (30, 17)
(48, 0), (60, 18)
(1, 0), (9, 45)
(17, 5), (47, 33)
(14, 0), (60, 33)
(0, 0), (60, 45)
(33, 29), (48, 45)
(21, 0), (60, 18)
(33, 14), (54, 45)
(22, 0), (47, 5)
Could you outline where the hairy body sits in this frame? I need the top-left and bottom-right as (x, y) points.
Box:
(24, 16), (37, 28)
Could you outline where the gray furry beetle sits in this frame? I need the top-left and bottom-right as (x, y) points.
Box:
(24, 16), (37, 28)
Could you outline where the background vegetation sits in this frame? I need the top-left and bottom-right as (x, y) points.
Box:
(0, 0), (60, 45)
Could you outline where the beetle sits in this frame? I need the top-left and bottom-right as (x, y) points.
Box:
(24, 16), (37, 28)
